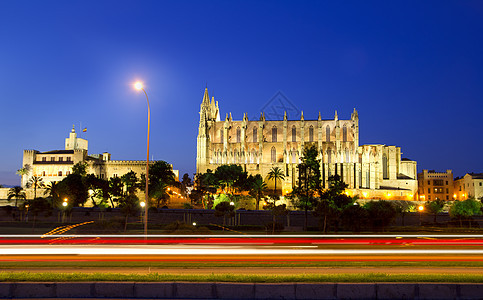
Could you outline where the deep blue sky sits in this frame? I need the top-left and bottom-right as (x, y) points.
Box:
(1, 0), (482, 186)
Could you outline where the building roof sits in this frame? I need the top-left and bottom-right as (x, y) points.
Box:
(40, 150), (75, 154)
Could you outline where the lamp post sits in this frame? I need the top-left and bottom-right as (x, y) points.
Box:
(135, 81), (150, 238)
(62, 198), (68, 223)
(418, 205), (424, 226)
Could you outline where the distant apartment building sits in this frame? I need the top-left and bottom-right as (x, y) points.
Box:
(417, 170), (454, 201)
(454, 173), (483, 200)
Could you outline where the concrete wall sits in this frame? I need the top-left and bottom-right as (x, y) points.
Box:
(0, 282), (481, 299)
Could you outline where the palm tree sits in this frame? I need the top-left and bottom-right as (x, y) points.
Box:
(27, 176), (44, 199)
(7, 186), (26, 208)
(268, 167), (285, 197)
(249, 174), (267, 210)
(44, 182), (59, 202)
(16, 164), (31, 187)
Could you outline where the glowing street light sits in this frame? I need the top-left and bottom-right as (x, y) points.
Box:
(418, 205), (424, 226)
(140, 201), (146, 208)
(134, 81), (150, 238)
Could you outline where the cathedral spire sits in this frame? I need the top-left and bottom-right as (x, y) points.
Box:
(283, 111), (287, 121)
(334, 110), (338, 121)
(202, 87), (209, 106)
(301, 110), (304, 121)
(318, 111), (321, 121)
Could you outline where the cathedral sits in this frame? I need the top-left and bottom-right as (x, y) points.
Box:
(196, 88), (418, 201)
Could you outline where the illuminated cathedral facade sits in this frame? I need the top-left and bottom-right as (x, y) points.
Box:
(196, 88), (418, 200)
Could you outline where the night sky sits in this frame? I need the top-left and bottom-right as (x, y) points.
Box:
(1, 0), (482, 186)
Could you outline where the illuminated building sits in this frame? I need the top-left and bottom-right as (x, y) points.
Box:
(21, 126), (179, 188)
(417, 170), (454, 201)
(196, 88), (417, 200)
(454, 173), (483, 201)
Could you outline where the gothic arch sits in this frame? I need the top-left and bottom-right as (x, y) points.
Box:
(271, 146), (277, 163)
(343, 124), (347, 142)
(292, 125), (296, 142)
(272, 126), (277, 142)
(236, 127), (241, 143)
(326, 125), (330, 142)
(309, 125), (314, 142)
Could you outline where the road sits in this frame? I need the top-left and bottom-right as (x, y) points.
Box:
(1, 234), (483, 274)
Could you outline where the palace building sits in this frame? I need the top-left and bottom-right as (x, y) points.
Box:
(21, 126), (179, 189)
(196, 88), (417, 200)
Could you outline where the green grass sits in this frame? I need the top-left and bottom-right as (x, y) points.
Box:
(0, 272), (483, 283)
(1, 260), (483, 268)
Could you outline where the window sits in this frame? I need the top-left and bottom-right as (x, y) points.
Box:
(445, 181), (448, 185)
(51, 157), (55, 161)
(309, 126), (314, 142)
(66, 171), (70, 175)
(428, 195), (431, 200)
(100, 174), (104, 179)
(292, 126), (296, 142)
(42, 157), (46, 162)
(326, 126), (330, 142)
(236, 127), (241, 143)
(58, 171), (62, 176)
(343, 125), (347, 142)
(382, 154), (388, 179)
(42, 171), (46, 176)
(59, 157), (63, 162)
(66, 157), (71, 162)
(480, 182), (482, 186)
(220, 129), (224, 143)
(272, 127), (277, 142)
(446, 195), (449, 200)
(446, 188), (449, 193)
(433, 179), (444, 186)
(428, 188), (430, 193)
(253, 128), (257, 143)
(428, 180), (430, 185)
(271, 147), (276, 163)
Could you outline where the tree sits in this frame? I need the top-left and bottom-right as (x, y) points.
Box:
(449, 198), (482, 227)
(267, 166), (285, 197)
(108, 177), (123, 207)
(425, 199), (445, 224)
(314, 175), (353, 232)
(364, 200), (397, 232)
(16, 164), (31, 186)
(191, 170), (218, 208)
(121, 171), (139, 196)
(290, 144), (322, 230)
(266, 203), (288, 234)
(181, 173), (192, 198)
(56, 174), (88, 207)
(248, 174), (267, 210)
(28, 197), (52, 231)
(85, 174), (109, 207)
(72, 162), (88, 176)
(141, 161), (176, 208)
(118, 194), (140, 232)
(214, 164), (248, 194)
(27, 176), (44, 199)
(214, 201), (235, 230)
(7, 186), (26, 208)
(341, 204), (368, 232)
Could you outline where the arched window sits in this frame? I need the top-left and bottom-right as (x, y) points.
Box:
(345, 149), (350, 163)
(326, 125), (330, 142)
(236, 127), (241, 143)
(327, 149), (332, 164)
(253, 127), (257, 143)
(272, 127), (277, 142)
(292, 126), (296, 142)
(309, 126), (314, 142)
(382, 153), (388, 179)
(343, 125), (348, 142)
(292, 148), (297, 163)
(58, 171), (62, 176)
(271, 147), (276, 163)
(220, 129), (224, 143)
(234, 149), (239, 163)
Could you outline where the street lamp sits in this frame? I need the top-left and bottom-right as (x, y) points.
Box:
(62, 198), (68, 223)
(418, 205), (424, 226)
(134, 81), (150, 237)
